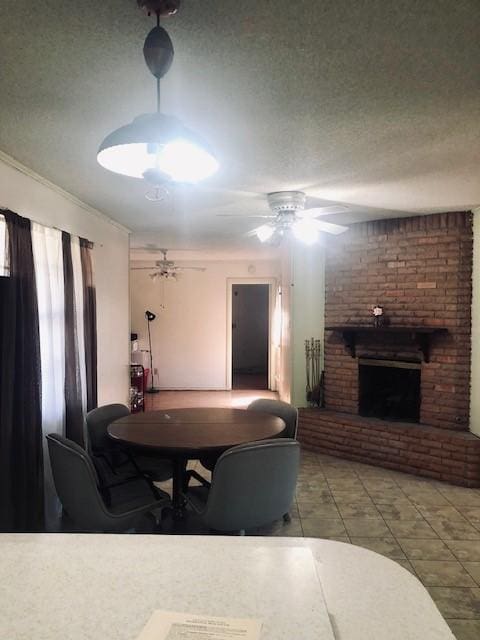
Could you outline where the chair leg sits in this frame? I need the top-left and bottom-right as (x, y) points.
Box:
(283, 512), (291, 523)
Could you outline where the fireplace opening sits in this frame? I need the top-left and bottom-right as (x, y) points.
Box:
(358, 358), (421, 422)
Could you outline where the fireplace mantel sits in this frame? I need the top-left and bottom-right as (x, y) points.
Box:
(325, 325), (448, 362)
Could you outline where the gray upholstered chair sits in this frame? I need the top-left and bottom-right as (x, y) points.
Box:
(198, 399), (297, 475)
(247, 399), (298, 439)
(47, 434), (170, 532)
(245, 400), (299, 523)
(187, 439), (300, 534)
(86, 404), (173, 483)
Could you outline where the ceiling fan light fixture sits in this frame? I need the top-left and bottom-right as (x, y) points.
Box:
(292, 218), (319, 245)
(256, 224), (275, 243)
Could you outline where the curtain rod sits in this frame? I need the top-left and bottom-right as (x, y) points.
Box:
(0, 208), (100, 248)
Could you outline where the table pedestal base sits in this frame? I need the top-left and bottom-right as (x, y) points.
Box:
(171, 458), (187, 519)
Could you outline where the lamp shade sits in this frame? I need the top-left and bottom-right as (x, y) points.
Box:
(97, 112), (219, 183)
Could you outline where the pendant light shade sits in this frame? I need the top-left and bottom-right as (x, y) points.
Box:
(97, 112), (219, 183)
(97, 3), (218, 187)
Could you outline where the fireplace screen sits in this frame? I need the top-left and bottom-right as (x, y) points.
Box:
(358, 358), (421, 422)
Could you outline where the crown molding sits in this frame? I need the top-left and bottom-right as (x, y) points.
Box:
(0, 149), (131, 234)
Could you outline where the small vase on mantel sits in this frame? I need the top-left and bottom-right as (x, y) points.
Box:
(372, 305), (386, 328)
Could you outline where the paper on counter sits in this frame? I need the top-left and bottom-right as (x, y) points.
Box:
(136, 610), (262, 640)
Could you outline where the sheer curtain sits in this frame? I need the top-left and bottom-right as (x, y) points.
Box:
(31, 223), (66, 529)
(62, 232), (84, 446)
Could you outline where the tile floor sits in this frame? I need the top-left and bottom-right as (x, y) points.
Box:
(275, 450), (480, 640)
(145, 390), (480, 638)
(161, 449), (480, 640)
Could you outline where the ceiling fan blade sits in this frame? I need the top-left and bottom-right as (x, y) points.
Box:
(313, 219), (349, 235)
(131, 267), (158, 270)
(299, 205), (349, 218)
(216, 214), (275, 219)
(176, 266), (207, 272)
(245, 226), (265, 237)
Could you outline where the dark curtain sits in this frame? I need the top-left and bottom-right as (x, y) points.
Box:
(0, 210), (43, 531)
(62, 232), (84, 446)
(80, 238), (97, 411)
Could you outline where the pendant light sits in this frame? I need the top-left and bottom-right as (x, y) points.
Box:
(97, 1), (218, 187)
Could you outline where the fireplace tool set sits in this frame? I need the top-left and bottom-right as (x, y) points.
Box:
(305, 338), (324, 406)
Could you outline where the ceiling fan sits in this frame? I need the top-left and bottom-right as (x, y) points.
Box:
(218, 191), (349, 245)
(131, 249), (206, 280)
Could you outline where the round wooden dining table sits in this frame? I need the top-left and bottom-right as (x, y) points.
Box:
(108, 408), (286, 516)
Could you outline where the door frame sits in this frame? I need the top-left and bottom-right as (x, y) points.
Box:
(226, 277), (278, 391)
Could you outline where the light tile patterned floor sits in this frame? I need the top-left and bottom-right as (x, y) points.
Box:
(290, 450), (480, 640)
(145, 391), (480, 638)
(157, 450), (480, 639)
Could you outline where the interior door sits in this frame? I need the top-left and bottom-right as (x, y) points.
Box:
(232, 284), (269, 390)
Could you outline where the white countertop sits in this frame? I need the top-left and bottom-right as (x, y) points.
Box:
(0, 534), (454, 640)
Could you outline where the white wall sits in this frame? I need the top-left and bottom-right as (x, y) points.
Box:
(291, 244), (326, 407)
(470, 208), (480, 436)
(0, 152), (130, 405)
(130, 260), (281, 389)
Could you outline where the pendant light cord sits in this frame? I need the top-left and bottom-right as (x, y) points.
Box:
(156, 10), (161, 113)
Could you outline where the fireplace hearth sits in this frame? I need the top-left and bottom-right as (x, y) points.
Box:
(358, 358), (421, 422)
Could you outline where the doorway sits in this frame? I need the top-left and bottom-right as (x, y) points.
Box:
(231, 284), (270, 390)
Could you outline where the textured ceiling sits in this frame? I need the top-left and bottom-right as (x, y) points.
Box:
(0, 0), (479, 250)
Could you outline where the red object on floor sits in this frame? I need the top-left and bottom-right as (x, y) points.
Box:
(130, 364), (146, 413)
(144, 368), (150, 391)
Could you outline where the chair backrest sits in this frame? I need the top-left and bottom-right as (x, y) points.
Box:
(47, 434), (114, 531)
(247, 399), (298, 439)
(86, 403), (130, 454)
(203, 439), (300, 532)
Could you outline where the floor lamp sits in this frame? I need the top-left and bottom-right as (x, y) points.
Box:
(145, 310), (160, 394)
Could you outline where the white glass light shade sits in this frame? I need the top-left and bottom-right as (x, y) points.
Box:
(97, 113), (218, 183)
(292, 218), (319, 245)
(256, 224), (275, 242)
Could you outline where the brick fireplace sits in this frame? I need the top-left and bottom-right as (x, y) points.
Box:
(298, 211), (480, 486)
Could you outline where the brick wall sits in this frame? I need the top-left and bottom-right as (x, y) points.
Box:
(324, 211), (473, 430)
